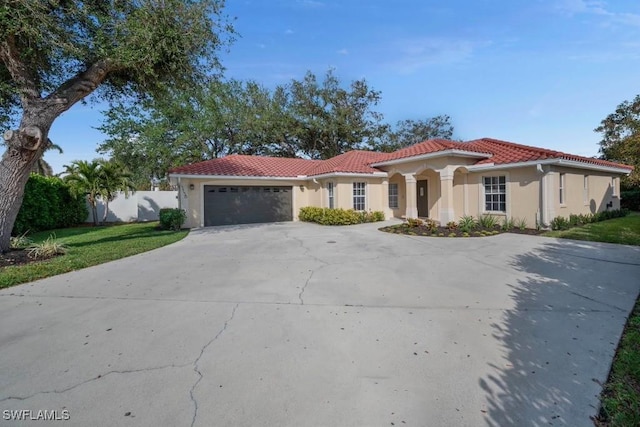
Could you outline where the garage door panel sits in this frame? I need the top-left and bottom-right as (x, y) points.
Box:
(204, 185), (293, 226)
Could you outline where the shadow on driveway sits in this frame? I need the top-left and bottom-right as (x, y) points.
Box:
(480, 240), (640, 426)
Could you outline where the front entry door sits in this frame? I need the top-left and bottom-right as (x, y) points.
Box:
(417, 180), (428, 217)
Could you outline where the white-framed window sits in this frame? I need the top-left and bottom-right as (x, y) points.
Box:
(353, 182), (366, 211)
(388, 183), (399, 208)
(327, 182), (335, 209)
(483, 176), (506, 212)
(611, 177), (617, 196)
(559, 173), (565, 205)
(583, 175), (589, 204)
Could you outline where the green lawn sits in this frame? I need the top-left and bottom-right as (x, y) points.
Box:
(596, 300), (640, 426)
(543, 212), (640, 246)
(0, 222), (188, 289)
(545, 212), (640, 425)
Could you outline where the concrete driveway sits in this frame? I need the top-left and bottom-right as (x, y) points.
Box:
(1, 222), (639, 427)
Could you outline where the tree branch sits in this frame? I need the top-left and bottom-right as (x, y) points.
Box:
(46, 59), (120, 114)
(0, 35), (40, 102)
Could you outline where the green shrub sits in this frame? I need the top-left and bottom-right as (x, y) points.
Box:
(159, 208), (186, 230)
(569, 214), (581, 227)
(299, 207), (385, 226)
(27, 235), (67, 259)
(13, 174), (88, 235)
(479, 214), (499, 229)
(458, 215), (477, 233)
(550, 216), (570, 230)
(621, 189), (640, 211)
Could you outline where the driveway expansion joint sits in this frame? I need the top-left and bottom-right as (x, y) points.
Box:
(189, 303), (239, 427)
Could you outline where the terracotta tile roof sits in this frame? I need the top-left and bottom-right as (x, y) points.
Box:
(375, 138), (492, 162)
(169, 138), (633, 178)
(169, 154), (322, 177)
(465, 138), (634, 170)
(306, 150), (389, 176)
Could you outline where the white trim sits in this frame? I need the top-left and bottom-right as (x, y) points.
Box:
(468, 158), (631, 175)
(309, 171), (388, 179)
(169, 173), (308, 181)
(480, 173), (510, 218)
(371, 149), (492, 167)
(463, 173), (468, 216)
(352, 181), (367, 211)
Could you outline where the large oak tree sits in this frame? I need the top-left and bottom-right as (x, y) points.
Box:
(0, 0), (234, 252)
(595, 95), (640, 189)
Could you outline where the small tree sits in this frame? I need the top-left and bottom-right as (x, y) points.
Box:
(63, 159), (135, 225)
(98, 161), (136, 224)
(63, 160), (103, 226)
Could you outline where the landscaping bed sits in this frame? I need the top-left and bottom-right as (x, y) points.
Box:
(379, 216), (543, 238)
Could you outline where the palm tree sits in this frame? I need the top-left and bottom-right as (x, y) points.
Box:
(63, 160), (103, 226)
(98, 160), (136, 224)
(63, 159), (136, 226)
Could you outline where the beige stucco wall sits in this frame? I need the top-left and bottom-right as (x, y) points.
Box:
(329, 177), (386, 213)
(549, 167), (619, 218)
(464, 167), (540, 227)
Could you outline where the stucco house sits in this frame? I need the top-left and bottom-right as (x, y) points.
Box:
(168, 138), (632, 228)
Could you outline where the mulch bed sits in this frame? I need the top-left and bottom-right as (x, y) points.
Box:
(379, 223), (544, 238)
(0, 249), (55, 268)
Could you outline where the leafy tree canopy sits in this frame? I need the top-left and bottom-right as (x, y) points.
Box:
(373, 115), (455, 153)
(595, 95), (640, 189)
(0, 0), (234, 252)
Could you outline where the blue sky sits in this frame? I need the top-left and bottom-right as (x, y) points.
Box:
(45, 0), (640, 174)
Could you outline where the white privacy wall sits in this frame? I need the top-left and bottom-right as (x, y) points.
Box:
(85, 191), (178, 223)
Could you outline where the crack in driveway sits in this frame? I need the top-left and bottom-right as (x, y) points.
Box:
(298, 270), (314, 305)
(189, 303), (239, 427)
(0, 363), (190, 403)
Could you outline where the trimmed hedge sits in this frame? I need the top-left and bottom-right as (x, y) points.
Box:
(159, 208), (186, 230)
(13, 174), (88, 235)
(550, 209), (629, 230)
(299, 207), (385, 225)
(621, 189), (640, 211)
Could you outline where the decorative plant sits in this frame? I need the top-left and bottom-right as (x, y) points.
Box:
(458, 215), (477, 233)
(10, 232), (33, 249)
(479, 214), (499, 229)
(501, 217), (515, 231)
(445, 221), (458, 231)
(27, 235), (67, 259)
(515, 217), (527, 230)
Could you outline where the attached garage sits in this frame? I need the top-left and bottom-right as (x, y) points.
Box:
(203, 185), (293, 226)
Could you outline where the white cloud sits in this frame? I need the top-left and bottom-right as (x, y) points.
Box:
(556, 0), (640, 26)
(297, 0), (325, 8)
(285, 29), (294, 35)
(337, 48), (349, 55)
(386, 38), (490, 74)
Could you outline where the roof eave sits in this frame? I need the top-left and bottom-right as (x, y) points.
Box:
(370, 149), (492, 167)
(308, 171), (388, 179)
(167, 173), (309, 181)
(467, 158), (632, 174)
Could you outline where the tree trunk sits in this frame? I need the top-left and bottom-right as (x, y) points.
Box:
(0, 118), (52, 253)
(0, 53), (115, 252)
(102, 199), (109, 225)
